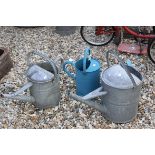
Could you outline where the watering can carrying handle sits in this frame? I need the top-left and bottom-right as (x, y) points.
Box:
(63, 60), (76, 79)
(54, 55), (64, 72)
(27, 51), (58, 79)
(106, 50), (137, 87)
(83, 48), (91, 72)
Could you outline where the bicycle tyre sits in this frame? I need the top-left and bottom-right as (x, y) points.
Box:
(80, 26), (115, 46)
(148, 38), (155, 64)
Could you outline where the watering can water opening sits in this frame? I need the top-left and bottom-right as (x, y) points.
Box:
(76, 59), (91, 72)
(26, 64), (55, 83)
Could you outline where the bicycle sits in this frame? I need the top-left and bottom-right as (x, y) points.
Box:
(80, 26), (155, 64)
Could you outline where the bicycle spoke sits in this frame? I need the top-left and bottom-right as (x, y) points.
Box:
(81, 26), (114, 46)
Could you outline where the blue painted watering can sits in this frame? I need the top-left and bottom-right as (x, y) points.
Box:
(63, 48), (101, 96)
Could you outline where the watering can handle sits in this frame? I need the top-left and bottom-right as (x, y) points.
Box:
(27, 51), (58, 79)
(106, 50), (137, 88)
(83, 48), (91, 72)
(54, 55), (64, 72)
(63, 60), (76, 80)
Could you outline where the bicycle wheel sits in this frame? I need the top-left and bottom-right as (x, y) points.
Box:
(80, 26), (115, 46)
(148, 38), (155, 64)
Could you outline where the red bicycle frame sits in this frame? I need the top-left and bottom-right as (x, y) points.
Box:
(114, 26), (155, 39)
(95, 26), (155, 39)
(95, 26), (114, 35)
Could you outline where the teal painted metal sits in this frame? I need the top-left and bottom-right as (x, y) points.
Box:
(63, 48), (101, 96)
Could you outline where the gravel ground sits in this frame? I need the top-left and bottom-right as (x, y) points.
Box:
(0, 26), (154, 129)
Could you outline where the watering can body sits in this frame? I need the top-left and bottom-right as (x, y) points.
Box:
(69, 50), (143, 123)
(100, 76), (142, 123)
(76, 67), (100, 96)
(63, 48), (101, 96)
(99, 64), (143, 123)
(28, 62), (60, 109)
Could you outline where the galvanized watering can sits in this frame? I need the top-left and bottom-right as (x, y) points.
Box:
(63, 48), (101, 96)
(69, 50), (143, 123)
(1, 51), (61, 109)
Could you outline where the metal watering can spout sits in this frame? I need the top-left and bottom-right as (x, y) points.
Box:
(2, 94), (35, 103)
(1, 82), (35, 103)
(69, 87), (108, 114)
(69, 92), (107, 114)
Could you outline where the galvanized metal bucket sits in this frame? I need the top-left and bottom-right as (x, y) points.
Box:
(70, 50), (143, 123)
(2, 51), (61, 109)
